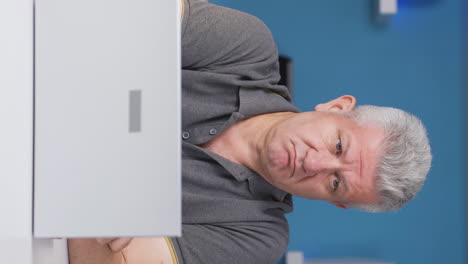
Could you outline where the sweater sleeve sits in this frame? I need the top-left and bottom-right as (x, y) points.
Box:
(181, 0), (286, 96)
(172, 220), (289, 264)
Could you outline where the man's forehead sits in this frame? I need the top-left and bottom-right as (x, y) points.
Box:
(344, 124), (384, 204)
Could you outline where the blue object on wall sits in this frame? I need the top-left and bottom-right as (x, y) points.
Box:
(210, 1), (464, 264)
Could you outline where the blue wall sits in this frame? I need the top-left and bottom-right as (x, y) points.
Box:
(463, 0), (467, 262)
(210, 1), (464, 263)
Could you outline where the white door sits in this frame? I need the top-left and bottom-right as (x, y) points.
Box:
(34, 0), (181, 238)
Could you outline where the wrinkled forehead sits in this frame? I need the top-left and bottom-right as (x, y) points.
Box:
(348, 124), (386, 205)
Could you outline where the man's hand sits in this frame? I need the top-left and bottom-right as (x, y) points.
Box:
(96, 237), (133, 252)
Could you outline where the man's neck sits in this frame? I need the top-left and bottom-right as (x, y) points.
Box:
(201, 112), (295, 178)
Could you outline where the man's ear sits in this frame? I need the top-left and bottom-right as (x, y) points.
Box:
(333, 203), (349, 209)
(314, 95), (356, 113)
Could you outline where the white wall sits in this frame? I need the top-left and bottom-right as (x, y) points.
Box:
(0, 0), (34, 263)
(0, 1), (68, 263)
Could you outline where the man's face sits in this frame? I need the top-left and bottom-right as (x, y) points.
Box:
(260, 96), (384, 208)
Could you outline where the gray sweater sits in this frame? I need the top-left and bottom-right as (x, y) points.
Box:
(170, 1), (300, 263)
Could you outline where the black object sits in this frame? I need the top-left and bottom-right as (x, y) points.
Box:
(278, 55), (293, 97)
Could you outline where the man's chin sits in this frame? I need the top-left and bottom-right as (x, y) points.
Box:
(265, 158), (295, 182)
(266, 170), (293, 188)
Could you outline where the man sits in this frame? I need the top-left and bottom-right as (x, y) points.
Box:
(69, 0), (432, 263)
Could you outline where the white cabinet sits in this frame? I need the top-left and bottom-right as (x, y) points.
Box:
(33, 0), (181, 238)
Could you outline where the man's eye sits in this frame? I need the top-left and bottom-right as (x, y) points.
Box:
(335, 139), (342, 154)
(332, 175), (340, 192)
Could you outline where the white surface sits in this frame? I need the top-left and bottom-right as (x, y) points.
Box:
(287, 251), (304, 264)
(34, 0), (181, 237)
(33, 239), (68, 264)
(0, 0), (34, 262)
(379, 0), (397, 15)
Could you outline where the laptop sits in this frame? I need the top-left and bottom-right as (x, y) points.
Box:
(34, 0), (181, 238)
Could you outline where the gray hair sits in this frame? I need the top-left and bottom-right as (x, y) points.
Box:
(344, 105), (432, 212)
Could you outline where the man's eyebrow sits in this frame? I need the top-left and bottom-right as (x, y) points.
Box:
(340, 169), (349, 193)
(341, 172), (349, 194)
(359, 150), (363, 180)
(340, 133), (351, 194)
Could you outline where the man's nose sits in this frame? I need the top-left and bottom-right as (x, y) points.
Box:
(302, 150), (339, 175)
